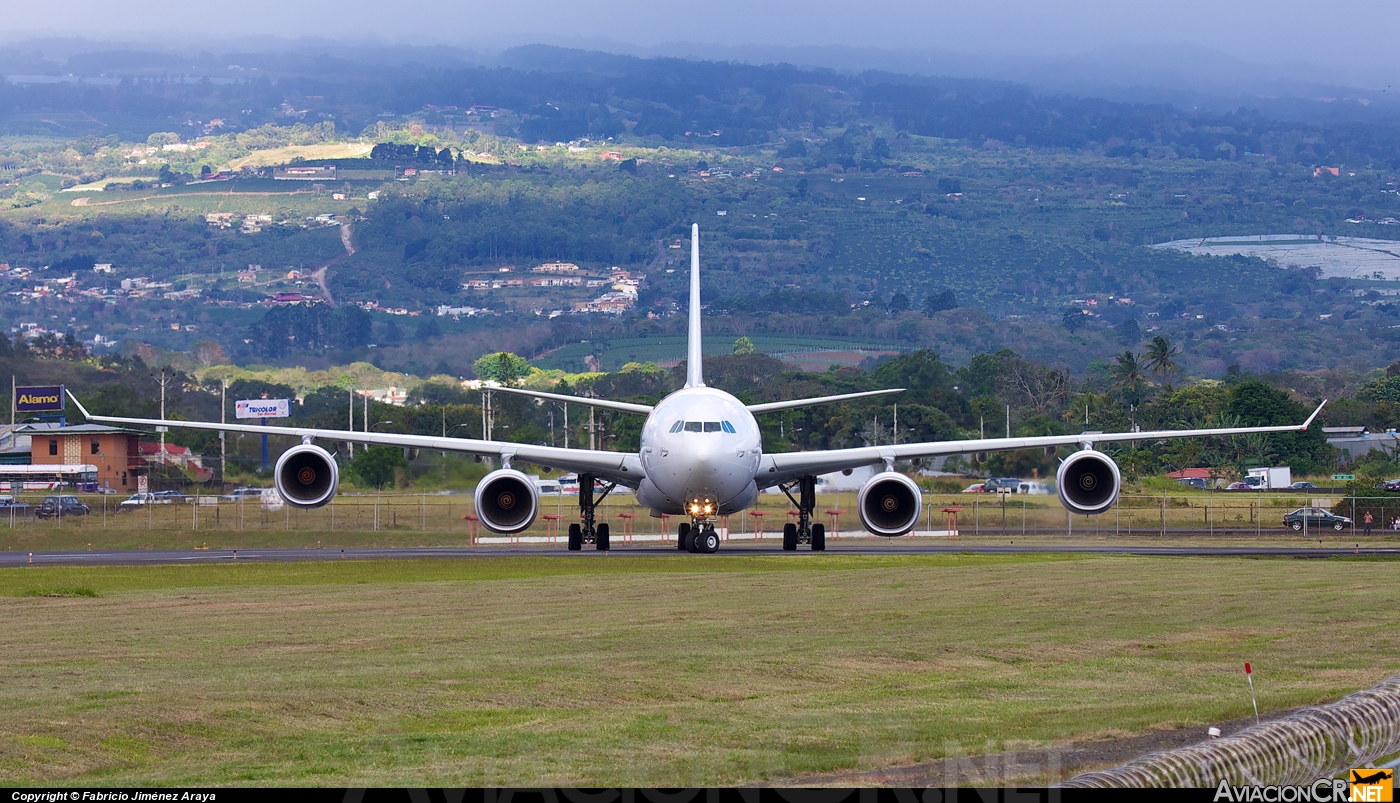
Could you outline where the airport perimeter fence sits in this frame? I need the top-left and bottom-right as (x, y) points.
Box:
(1, 489), (1398, 545)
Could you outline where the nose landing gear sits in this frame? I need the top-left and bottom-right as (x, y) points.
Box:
(678, 520), (720, 553)
(779, 475), (826, 552)
(566, 472), (614, 551)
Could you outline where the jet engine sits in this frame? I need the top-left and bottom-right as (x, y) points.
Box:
(857, 472), (923, 537)
(274, 444), (339, 508)
(1056, 449), (1121, 515)
(474, 468), (539, 534)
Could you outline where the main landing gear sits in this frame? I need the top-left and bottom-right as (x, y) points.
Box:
(567, 472), (614, 552)
(778, 475), (826, 552)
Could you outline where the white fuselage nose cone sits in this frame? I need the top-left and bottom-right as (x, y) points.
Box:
(635, 387), (762, 516)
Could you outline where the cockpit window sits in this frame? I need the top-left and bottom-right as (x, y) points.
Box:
(669, 420), (684, 433)
(703, 422), (722, 432)
(684, 422), (703, 432)
(721, 421), (736, 433)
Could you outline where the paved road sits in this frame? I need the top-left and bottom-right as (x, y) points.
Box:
(3, 542), (1398, 567)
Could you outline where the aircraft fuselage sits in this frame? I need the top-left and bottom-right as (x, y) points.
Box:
(634, 386), (762, 518)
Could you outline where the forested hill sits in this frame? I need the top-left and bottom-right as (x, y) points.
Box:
(2, 44), (1399, 169)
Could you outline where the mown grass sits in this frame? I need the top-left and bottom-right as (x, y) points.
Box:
(0, 554), (1396, 786)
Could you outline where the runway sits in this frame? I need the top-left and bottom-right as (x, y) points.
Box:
(3, 542), (1399, 566)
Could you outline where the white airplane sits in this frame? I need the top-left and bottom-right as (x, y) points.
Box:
(67, 224), (1326, 553)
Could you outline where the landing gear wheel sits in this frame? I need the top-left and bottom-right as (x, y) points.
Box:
(782, 522), (798, 551)
(698, 526), (720, 553)
(678, 522), (692, 551)
(811, 523), (826, 551)
(687, 526), (703, 553)
(567, 523), (583, 551)
(1290, 520), (1303, 531)
(595, 523), (610, 551)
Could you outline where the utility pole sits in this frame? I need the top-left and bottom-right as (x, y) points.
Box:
(563, 403), (568, 449)
(220, 379), (227, 482)
(589, 405), (596, 451)
(893, 404), (899, 444)
(1006, 405), (1010, 438)
(348, 389), (355, 457)
(156, 369), (173, 460)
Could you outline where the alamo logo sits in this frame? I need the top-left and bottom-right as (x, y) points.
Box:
(1351, 768), (1394, 803)
(14, 385), (64, 412)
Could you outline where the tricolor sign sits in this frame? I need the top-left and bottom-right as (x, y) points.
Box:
(15, 385), (64, 412)
(235, 399), (291, 419)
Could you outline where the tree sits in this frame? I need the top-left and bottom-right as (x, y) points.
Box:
(1111, 351), (1147, 405)
(923, 290), (957, 316)
(1143, 335), (1180, 384)
(732, 336), (756, 355)
(1062, 309), (1084, 332)
(349, 445), (407, 490)
(473, 352), (530, 385)
(1118, 317), (1141, 346)
(887, 292), (910, 313)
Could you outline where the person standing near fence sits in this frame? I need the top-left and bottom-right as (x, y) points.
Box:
(1363, 511), (1373, 536)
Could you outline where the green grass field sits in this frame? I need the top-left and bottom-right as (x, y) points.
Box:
(1, 553), (1396, 785)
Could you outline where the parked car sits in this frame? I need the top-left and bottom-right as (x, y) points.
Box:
(1377, 479), (1400, 492)
(1225, 482), (1254, 491)
(35, 495), (90, 519)
(960, 482), (987, 493)
(118, 492), (173, 511)
(1176, 477), (1207, 489)
(221, 487), (264, 501)
(982, 477), (1023, 493)
(153, 490), (188, 503)
(1289, 481), (1317, 490)
(1283, 507), (1352, 531)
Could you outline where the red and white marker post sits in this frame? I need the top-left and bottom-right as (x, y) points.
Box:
(1245, 662), (1259, 724)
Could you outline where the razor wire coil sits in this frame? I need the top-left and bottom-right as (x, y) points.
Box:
(1063, 672), (1400, 787)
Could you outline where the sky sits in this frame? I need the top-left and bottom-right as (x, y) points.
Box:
(5, 0), (1399, 89)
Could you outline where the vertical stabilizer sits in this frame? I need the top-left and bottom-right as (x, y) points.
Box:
(685, 223), (704, 388)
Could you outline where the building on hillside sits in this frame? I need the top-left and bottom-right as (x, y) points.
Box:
(532, 262), (581, 273)
(274, 165), (336, 180)
(139, 442), (214, 481)
(358, 387), (409, 406)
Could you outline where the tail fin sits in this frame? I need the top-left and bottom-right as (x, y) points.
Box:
(685, 223), (704, 388)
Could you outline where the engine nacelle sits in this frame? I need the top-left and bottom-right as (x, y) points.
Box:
(1056, 449), (1121, 515)
(274, 444), (339, 508)
(474, 468), (539, 534)
(857, 472), (923, 537)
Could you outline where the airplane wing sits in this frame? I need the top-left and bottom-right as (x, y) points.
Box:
(487, 385), (653, 414)
(65, 391), (641, 487)
(746, 389), (905, 414)
(756, 401), (1327, 488)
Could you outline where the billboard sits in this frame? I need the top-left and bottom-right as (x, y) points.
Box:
(235, 399), (291, 419)
(15, 385), (64, 413)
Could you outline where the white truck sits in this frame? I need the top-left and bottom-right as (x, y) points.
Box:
(1247, 466), (1292, 489)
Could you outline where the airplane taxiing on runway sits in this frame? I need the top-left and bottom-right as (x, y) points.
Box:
(68, 224), (1326, 553)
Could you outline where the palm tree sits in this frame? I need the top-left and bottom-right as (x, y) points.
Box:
(1111, 350), (1147, 406)
(1143, 335), (1181, 385)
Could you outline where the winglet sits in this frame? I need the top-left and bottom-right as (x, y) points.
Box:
(65, 388), (96, 421)
(1302, 399), (1327, 429)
